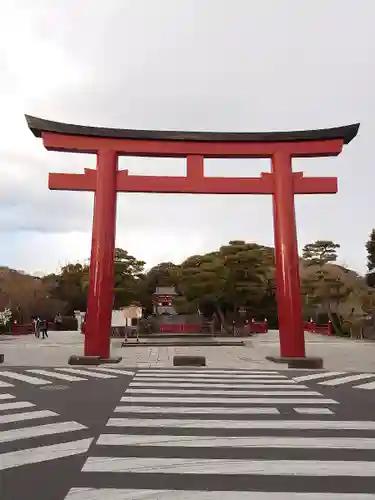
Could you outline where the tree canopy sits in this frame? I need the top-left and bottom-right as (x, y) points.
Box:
(366, 229), (375, 287)
(302, 240), (340, 266)
(172, 241), (273, 326)
(1, 235), (374, 330)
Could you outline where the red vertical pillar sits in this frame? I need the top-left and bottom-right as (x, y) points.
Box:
(84, 160), (99, 339)
(272, 151), (305, 358)
(84, 149), (118, 358)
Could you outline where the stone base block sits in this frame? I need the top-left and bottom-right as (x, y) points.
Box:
(68, 355), (101, 365)
(68, 355), (123, 365)
(266, 355), (323, 369)
(0, 353), (4, 364)
(173, 355), (206, 367)
(99, 356), (122, 364)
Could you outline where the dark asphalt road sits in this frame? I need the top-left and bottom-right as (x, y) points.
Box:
(1, 367), (375, 499)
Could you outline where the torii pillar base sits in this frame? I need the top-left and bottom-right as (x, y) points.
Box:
(68, 355), (122, 366)
(266, 355), (323, 369)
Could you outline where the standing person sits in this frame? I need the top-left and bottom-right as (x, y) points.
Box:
(32, 317), (37, 337)
(41, 319), (48, 339)
(35, 317), (41, 338)
(54, 313), (62, 331)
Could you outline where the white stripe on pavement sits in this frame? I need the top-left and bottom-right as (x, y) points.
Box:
(0, 401), (35, 412)
(126, 388), (322, 396)
(133, 377), (297, 384)
(0, 371), (51, 385)
(64, 489), (375, 500)
(0, 394), (15, 401)
(90, 368), (135, 376)
(27, 369), (87, 382)
(107, 418), (371, 430)
(0, 410), (58, 424)
(54, 368), (116, 379)
(355, 381), (375, 390)
(81, 456), (375, 476)
(0, 421), (87, 444)
(320, 374), (375, 386)
(293, 407), (334, 415)
(0, 438), (93, 471)
(114, 405), (280, 415)
(136, 373), (287, 379)
(0, 380), (14, 388)
(120, 396), (338, 405)
(293, 372), (344, 382)
(96, 434), (375, 449)
(138, 370), (280, 374)
(129, 382), (304, 389)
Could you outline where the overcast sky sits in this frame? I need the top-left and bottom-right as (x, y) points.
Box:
(0, 0), (374, 275)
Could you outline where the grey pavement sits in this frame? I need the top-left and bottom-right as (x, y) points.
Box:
(2, 329), (375, 371)
(2, 367), (375, 499)
(2, 332), (375, 498)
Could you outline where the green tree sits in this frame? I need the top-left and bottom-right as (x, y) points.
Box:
(301, 240), (350, 332)
(44, 263), (89, 315)
(302, 240), (340, 266)
(113, 248), (145, 309)
(220, 241), (271, 313)
(174, 251), (228, 322)
(174, 241), (271, 329)
(365, 229), (375, 287)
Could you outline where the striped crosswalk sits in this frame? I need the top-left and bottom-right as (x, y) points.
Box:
(3, 367), (374, 391)
(0, 391), (93, 470)
(0, 366), (135, 387)
(65, 491), (375, 499)
(61, 368), (375, 498)
(293, 371), (375, 389)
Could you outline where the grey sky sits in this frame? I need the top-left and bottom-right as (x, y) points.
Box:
(0, 0), (373, 274)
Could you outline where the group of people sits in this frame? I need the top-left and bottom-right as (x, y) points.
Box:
(33, 317), (49, 339)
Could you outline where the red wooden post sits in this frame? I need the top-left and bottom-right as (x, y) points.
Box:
(272, 152), (305, 358)
(84, 149), (118, 358)
(83, 160), (98, 345)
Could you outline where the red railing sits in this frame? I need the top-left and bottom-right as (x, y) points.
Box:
(304, 320), (332, 336)
(11, 322), (60, 335)
(250, 319), (268, 334)
(11, 323), (34, 335)
(236, 319), (268, 336)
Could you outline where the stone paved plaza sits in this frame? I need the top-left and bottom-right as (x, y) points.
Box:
(1, 329), (375, 371)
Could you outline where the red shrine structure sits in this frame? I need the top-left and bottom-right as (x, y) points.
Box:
(25, 115), (359, 366)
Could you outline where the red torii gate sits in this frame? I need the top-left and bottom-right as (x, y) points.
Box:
(25, 115), (359, 366)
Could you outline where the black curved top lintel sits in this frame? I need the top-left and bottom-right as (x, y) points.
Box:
(25, 115), (360, 145)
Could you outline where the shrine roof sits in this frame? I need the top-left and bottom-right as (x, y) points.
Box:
(25, 115), (359, 145)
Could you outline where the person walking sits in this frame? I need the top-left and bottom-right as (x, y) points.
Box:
(41, 319), (48, 339)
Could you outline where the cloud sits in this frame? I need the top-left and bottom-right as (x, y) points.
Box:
(0, 0), (374, 274)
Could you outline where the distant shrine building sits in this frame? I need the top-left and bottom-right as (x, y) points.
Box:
(153, 286), (177, 315)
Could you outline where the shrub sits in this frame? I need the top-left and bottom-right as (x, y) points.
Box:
(60, 316), (78, 331)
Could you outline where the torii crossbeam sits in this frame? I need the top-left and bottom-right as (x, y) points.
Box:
(25, 115), (359, 366)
